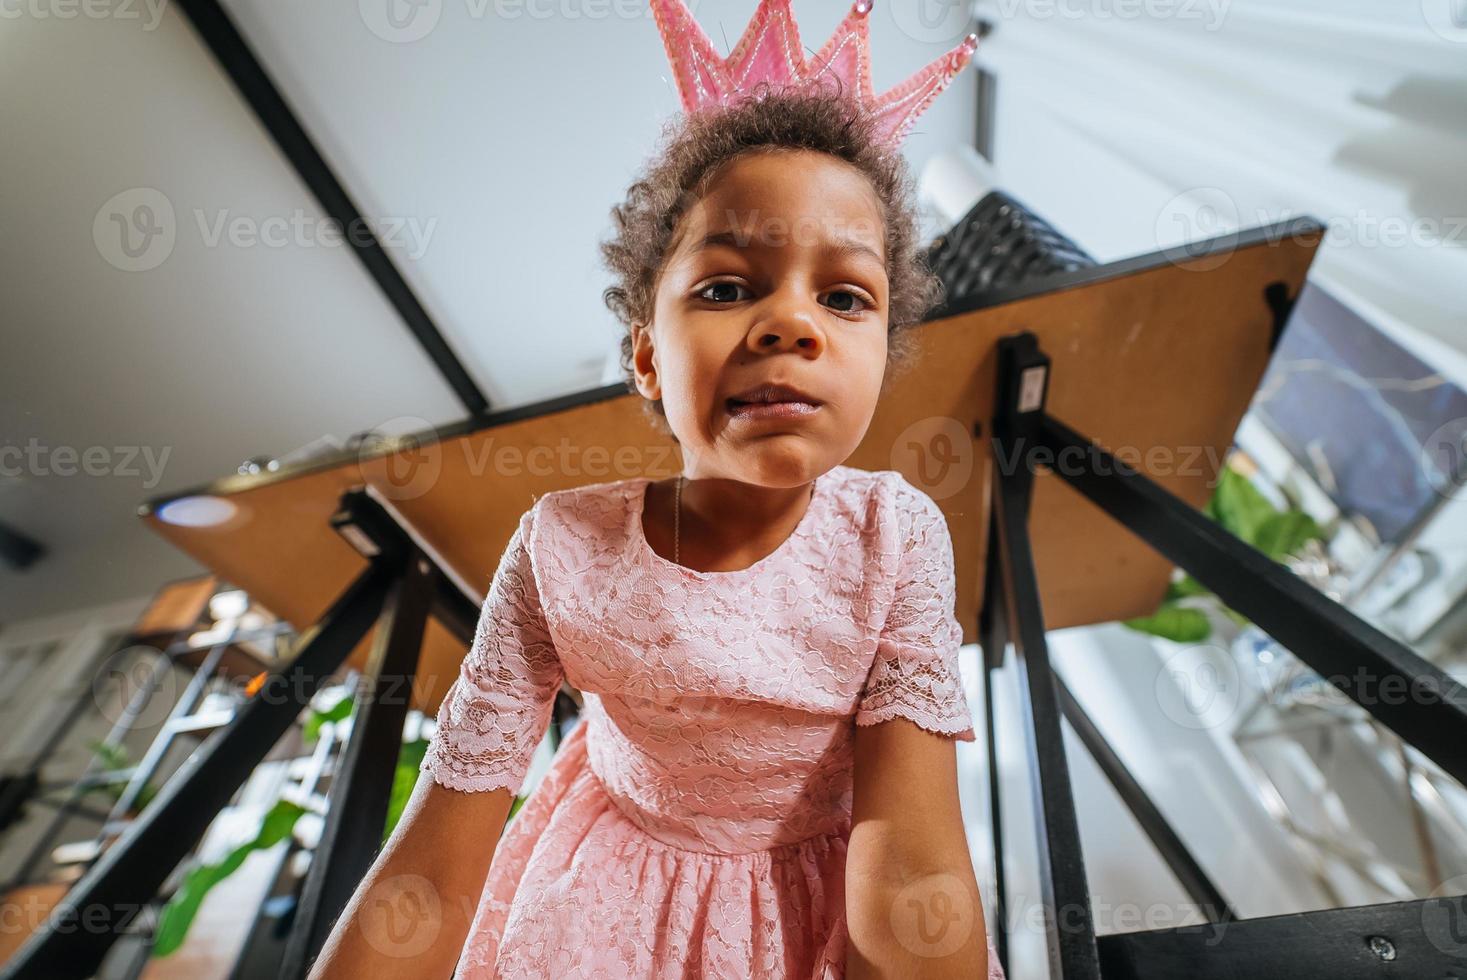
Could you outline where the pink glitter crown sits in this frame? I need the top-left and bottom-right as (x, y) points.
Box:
(649, 0), (979, 148)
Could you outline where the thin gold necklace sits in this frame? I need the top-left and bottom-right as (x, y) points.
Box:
(674, 475), (815, 567)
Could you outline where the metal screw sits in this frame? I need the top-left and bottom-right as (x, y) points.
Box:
(1366, 935), (1396, 961)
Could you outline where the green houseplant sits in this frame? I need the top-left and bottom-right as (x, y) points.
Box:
(1123, 463), (1326, 643)
(150, 692), (499, 958)
(84, 740), (159, 815)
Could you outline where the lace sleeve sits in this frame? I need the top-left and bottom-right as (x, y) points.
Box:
(420, 501), (564, 795)
(855, 478), (976, 741)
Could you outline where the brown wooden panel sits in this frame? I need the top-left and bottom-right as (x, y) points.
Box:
(129, 575), (218, 642)
(880, 235), (1319, 643)
(0, 884), (70, 965)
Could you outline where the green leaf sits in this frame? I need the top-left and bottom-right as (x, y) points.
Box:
(152, 799), (306, 957)
(1253, 511), (1323, 559)
(383, 739), (430, 843)
(303, 693), (354, 744)
(1130, 464), (1323, 639)
(81, 741), (160, 812)
(1209, 467), (1280, 545)
(87, 740), (131, 772)
(1204, 490), (1222, 524)
(1123, 604), (1213, 643)
(1164, 575), (1210, 602)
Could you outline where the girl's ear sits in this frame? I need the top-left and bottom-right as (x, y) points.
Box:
(631, 320), (661, 402)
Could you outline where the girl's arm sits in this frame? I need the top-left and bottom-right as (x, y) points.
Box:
(313, 502), (560, 977)
(847, 715), (990, 979)
(307, 778), (512, 979)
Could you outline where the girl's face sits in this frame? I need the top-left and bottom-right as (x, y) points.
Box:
(632, 149), (889, 487)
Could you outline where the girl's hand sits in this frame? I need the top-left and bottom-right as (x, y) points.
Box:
(846, 717), (990, 979)
(306, 776), (514, 979)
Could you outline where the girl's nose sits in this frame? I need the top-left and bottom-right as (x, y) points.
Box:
(745, 290), (824, 355)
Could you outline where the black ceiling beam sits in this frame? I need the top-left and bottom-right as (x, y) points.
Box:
(174, 0), (490, 417)
(972, 19), (997, 161)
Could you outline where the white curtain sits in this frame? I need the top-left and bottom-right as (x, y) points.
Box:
(974, 0), (1467, 381)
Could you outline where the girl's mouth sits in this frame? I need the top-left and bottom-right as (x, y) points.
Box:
(725, 399), (822, 420)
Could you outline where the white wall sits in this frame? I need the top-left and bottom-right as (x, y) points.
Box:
(0, 594), (162, 889)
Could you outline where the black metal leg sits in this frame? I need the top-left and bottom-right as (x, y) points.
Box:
(1052, 674), (1235, 923)
(0, 559), (398, 980)
(980, 504), (1011, 975)
(547, 691), (564, 752)
(1097, 896), (1467, 979)
(281, 550), (432, 978)
(430, 572), (479, 648)
(991, 334), (1102, 979)
(1035, 413), (1467, 788)
(974, 330), (1467, 978)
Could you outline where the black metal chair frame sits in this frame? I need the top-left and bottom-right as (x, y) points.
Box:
(983, 333), (1467, 978)
(0, 490), (484, 979)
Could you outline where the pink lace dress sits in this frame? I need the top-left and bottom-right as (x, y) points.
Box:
(420, 464), (1004, 978)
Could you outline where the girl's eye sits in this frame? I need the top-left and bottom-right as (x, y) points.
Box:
(698, 281), (750, 303)
(822, 289), (873, 314)
(696, 281), (875, 313)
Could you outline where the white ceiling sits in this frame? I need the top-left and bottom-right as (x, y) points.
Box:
(0, 1), (980, 622)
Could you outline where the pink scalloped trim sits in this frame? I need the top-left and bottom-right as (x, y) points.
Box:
(421, 752), (522, 795)
(854, 702), (977, 742)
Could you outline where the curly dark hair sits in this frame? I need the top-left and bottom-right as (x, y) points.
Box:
(599, 85), (944, 430)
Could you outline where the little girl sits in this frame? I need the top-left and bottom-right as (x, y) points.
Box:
(312, 6), (1003, 978)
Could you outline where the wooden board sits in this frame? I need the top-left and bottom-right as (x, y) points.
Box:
(140, 223), (1320, 714)
(0, 884), (71, 966)
(129, 575), (218, 643)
